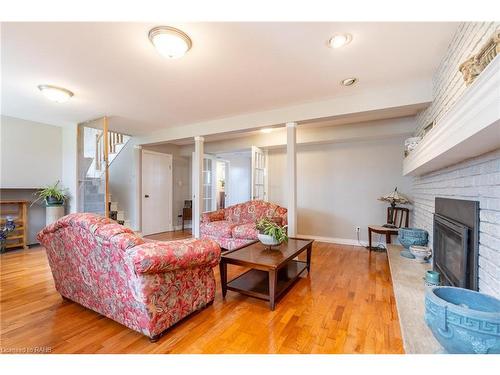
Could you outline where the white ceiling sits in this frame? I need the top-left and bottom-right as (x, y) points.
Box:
(1, 22), (458, 135)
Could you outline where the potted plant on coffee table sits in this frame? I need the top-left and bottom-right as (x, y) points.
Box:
(256, 217), (288, 249)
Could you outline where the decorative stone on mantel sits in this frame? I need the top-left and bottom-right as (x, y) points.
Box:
(386, 244), (443, 354)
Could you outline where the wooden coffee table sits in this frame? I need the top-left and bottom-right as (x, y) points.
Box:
(220, 238), (314, 310)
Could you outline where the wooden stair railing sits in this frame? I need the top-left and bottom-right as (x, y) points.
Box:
(94, 130), (127, 173)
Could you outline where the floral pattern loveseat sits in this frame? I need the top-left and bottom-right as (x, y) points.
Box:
(37, 213), (221, 341)
(200, 200), (287, 250)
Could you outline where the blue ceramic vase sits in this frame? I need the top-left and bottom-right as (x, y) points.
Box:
(425, 286), (500, 354)
(398, 228), (428, 259)
(398, 227), (428, 249)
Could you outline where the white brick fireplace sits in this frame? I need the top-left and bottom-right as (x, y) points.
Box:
(412, 150), (500, 298)
(405, 22), (500, 298)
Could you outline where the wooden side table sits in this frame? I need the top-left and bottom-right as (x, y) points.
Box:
(368, 225), (399, 251)
(1, 200), (29, 251)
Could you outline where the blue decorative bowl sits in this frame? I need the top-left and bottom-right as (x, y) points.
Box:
(398, 227), (428, 249)
(425, 286), (500, 353)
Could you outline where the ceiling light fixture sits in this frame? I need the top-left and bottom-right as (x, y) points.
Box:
(37, 85), (74, 103)
(148, 26), (192, 59)
(260, 128), (273, 134)
(328, 33), (352, 49)
(341, 77), (358, 87)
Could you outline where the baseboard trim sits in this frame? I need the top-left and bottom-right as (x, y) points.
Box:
(174, 224), (192, 231)
(296, 234), (387, 248)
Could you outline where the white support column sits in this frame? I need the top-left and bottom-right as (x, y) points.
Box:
(193, 136), (204, 238)
(286, 122), (297, 237)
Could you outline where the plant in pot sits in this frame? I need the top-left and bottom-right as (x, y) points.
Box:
(32, 181), (68, 207)
(32, 181), (69, 226)
(256, 217), (288, 249)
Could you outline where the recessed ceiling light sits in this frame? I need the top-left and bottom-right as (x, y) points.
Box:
(148, 26), (192, 59)
(260, 128), (273, 134)
(341, 77), (358, 87)
(328, 33), (352, 49)
(37, 85), (74, 103)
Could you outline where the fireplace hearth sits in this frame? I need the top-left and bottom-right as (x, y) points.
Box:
(433, 198), (479, 291)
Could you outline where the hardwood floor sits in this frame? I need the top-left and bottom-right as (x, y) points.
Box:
(0, 231), (403, 354)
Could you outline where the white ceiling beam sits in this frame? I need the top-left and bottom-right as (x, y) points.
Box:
(137, 80), (431, 145)
(176, 117), (416, 156)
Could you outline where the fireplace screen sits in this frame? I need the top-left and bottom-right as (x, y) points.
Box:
(433, 214), (469, 288)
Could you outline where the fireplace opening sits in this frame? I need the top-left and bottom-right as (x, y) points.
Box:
(433, 198), (479, 291)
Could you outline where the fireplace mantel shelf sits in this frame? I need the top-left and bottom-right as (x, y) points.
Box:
(403, 55), (500, 176)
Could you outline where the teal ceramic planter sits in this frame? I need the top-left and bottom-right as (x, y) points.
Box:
(398, 228), (428, 259)
(398, 227), (428, 249)
(425, 286), (500, 354)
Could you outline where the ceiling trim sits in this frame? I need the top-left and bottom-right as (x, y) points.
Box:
(137, 79), (431, 145)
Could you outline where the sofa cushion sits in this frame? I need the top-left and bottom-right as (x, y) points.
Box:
(200, 220), (235, 238)
(231, 223), (259, 240)
(224, 200), (286, 224)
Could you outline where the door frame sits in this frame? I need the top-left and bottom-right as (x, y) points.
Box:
(251, 145), (267, 201)
(141, 149), (173, 235)
(192, 152), (217, 213)
(215, 158), (230, 209)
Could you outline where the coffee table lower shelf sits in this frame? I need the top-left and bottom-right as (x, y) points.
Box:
(226, 260), (307, 303)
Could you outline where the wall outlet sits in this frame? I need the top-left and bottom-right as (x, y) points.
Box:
(356, 226), (360, 233)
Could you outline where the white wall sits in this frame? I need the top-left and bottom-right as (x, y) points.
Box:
(108, 140), (137, 227)
(0, 116), (76, 244)
(1, 115), (62, 188)
(61, 124), (78, 213)
(268, 137), (413, 243)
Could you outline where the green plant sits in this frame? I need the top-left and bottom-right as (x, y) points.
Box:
(256, 217), (288, 243)
(31, 181), (68, 206)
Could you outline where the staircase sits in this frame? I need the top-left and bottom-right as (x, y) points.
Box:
(81, 128), (132, 228)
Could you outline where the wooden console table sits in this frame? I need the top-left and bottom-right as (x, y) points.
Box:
(1, 200), (29, 251)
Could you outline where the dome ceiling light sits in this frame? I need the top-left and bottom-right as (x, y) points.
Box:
(37, 85), (74, 103)
(341, 77), (358, 87)
(328, 33), (352, 49)
(148, 26), (192, 59)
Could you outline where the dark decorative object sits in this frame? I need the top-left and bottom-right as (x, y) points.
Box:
(0, 217), (16, 253)
(433, 198), (479, 291)
(425, 286), (500, 354)
(184, 200), (192, 208)
(378, 187), (411, 228)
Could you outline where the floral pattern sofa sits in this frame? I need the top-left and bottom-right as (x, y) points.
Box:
(37, 213), (221, 341)
(200, 200), (287, 250)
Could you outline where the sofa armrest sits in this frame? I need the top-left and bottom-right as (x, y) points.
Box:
(201, 209), (225, 223)
(127, 238), (221, 275)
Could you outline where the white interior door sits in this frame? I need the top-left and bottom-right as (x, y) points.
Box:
(142, 150), (173, 235)
(251, 146), (267, 201)
(192, 153), (217, 213)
